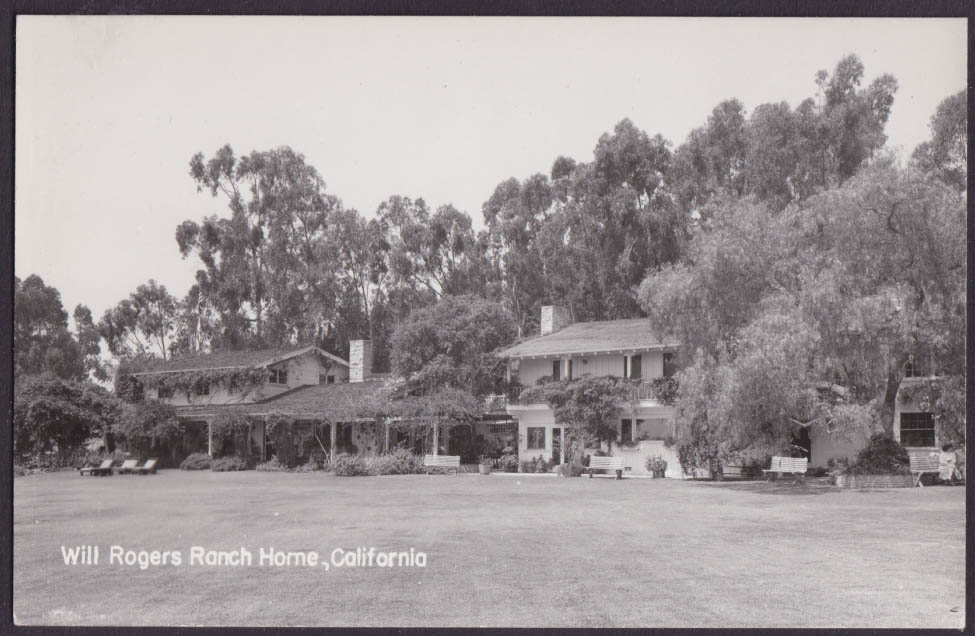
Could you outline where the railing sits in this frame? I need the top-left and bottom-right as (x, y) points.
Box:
(483, 394), (509, 412)
(494, 378), (677, 408)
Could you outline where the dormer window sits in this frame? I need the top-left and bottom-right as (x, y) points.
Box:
(268, 369), (288, 385)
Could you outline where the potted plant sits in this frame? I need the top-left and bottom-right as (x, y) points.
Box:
(646, 455), (668, 479)
(478, 456), (493, 475)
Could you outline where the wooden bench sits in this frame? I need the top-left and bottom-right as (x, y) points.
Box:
(587, 456), (626, 480)
(762, 456), (808, 484)
(909, 453), (940, 488)
(424, 455), (460, 475)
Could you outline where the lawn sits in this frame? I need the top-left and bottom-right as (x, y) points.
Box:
(13, 470), (966, 628)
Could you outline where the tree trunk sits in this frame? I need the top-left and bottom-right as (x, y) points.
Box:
(877, 367), (903, 437)
(433, 421), (440, 456)
(384, 421), (390, 454)
(330, 422), (337, 457)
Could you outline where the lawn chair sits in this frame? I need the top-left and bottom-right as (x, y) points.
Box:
(135, 458), (159, 475)
(117, 459), (140, 474)
(79, 459), (114, 476)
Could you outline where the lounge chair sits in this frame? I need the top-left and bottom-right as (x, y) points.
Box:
(117, 459), (140, 474)
(135, 458), (159, 475)
(79, 459), (114, 476)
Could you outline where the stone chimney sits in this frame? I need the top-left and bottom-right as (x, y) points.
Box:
(540, 305), (572, 336)
(349, 340), (373, 383)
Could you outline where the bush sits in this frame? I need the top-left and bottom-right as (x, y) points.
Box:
(498, 445), (519, 472)
(180, 452), (212, 471)
(211, 456), (250, 472)
(557, 461), (584, 477)
(255, 457), (292, 472)
(297, 453), (328, 472)
(849, 434), (910, 474)
(365, 448), (424, 475)
(331, 453), (368, 477)
(520, 455), (552, 473)
(645, 455), (668, 477)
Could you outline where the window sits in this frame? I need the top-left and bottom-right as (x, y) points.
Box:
(630, 355), (642, 379)
(552, 360), (561, 381)
(623, 356), (628, 377)
(663, 352), (677, 378)
(527, 427), (545, 450)
(319, 374), (335, 384)
(489, 422), (517, 435)
(228, 379), (241, 395)
(195, 382), (210, 396)
(621, 419), (633, 444)
(567, 359), (573, 380)
(157, 387), (174, 399)
(900, 412), (935, 447)
(269, 369), (288, 385)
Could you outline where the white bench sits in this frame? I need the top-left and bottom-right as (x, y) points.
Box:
(587, 456), (626, 480)
(762, 456), (808, 484)
(909, 453), (940, 487)
(424, 455), (460, 474)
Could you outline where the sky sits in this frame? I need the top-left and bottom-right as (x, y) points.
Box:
(15, 16), (968, 326)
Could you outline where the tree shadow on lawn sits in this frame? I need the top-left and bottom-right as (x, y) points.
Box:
(696, 478), (846, 496)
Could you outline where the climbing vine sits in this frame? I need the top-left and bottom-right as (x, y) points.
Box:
(137, 367), (268, 397)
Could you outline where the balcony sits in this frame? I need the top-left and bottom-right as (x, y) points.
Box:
(495, 377), (678, 409)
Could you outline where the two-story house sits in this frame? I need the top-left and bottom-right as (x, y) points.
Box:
(496, 306), (684, 477)
(130, 340), (396, 461)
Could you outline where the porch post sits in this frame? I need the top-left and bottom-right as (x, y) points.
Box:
(384, 419), (390, 454)
(433, 420), (440, 456)
(207, 420), (213, 457)
(330, 421), (337, 457)
(261, 416), (267, 462)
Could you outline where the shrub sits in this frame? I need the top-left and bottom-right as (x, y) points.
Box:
(645, 455), (668, 477)
(520, 455), (552, 473)
(255, 457), (292, 472)
(211, 456), (250, 472)
(557, 461), (584, 477)
(498, 445), (519, 472)
(366, 448), (424, 475)
(180, 452), (212, 471)
(297, 453), (328, 472)
(849, 434), (910, 474)
(331, 453), (368, 477)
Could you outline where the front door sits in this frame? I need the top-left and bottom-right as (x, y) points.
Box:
(552, 428), (561, 464)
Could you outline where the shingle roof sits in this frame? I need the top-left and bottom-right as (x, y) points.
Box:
(173, 375), (398, 420)
(496, 318), (677, 359)
(131, 345), (348, 375)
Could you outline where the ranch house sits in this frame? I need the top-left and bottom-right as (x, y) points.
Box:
(494, 306), (684, 477)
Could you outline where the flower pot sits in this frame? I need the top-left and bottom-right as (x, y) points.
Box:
(479, 464), (492, 475)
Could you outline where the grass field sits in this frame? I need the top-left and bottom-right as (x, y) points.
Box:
(14, 470), (966, 628)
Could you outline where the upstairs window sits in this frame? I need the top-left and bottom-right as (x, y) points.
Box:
(663, 352), (677, 378)
(157, 387), (174, 399)
(552, 360), (561, 381)
(630, 355), (642, 379)
(269, 369), (288, 385)
(900, 412), (935, 447)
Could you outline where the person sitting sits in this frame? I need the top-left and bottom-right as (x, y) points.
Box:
(938, 443), (957, 486)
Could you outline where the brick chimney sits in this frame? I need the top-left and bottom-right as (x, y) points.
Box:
(349, 340), (373, 383)
(540, 306), (572, 336)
